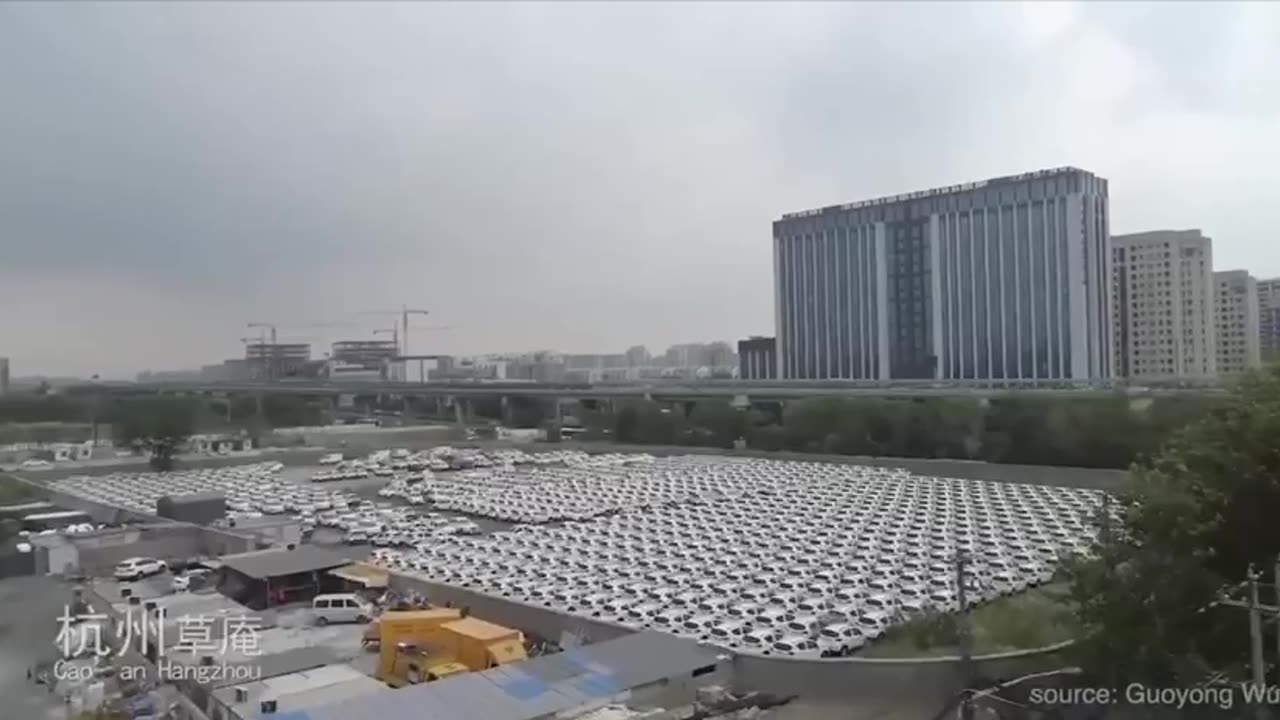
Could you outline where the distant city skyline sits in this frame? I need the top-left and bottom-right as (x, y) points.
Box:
(2, 2), (1279, 377)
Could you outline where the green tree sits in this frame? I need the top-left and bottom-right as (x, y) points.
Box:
(745, 424), (786, 451)
(980, 396), (1064, 465)
(1051, 396), (1147, 468)
(613, 403), (640, 443)
(1067, 366), (1280, 685)
(634, 401), (684, 444)
(782, 398), (869, 453)
(111, 396), (198, 471)
(687, 400), (745, 448)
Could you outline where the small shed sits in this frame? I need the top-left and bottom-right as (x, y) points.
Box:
(217, 545), (354, 610)
(156, 492), (227, 525)
(328, 562), (390, 592)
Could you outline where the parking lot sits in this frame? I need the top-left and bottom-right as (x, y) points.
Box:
(365, 453), (1107, 658)
(48, 448), (1108, 660)
(46, 454), (505, 549)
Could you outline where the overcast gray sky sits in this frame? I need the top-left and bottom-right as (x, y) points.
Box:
(2, 1), (1277, 379)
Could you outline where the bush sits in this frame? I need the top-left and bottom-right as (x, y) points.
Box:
(611, 394), (1221, 469)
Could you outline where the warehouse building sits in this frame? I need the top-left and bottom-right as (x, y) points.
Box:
(156, 492), (227, 525)
(216, 545), (355, 610)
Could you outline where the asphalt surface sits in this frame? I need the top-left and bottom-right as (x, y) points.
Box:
(0, 576), (77, 720)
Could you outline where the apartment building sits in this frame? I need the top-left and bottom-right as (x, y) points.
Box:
(1214, 270), (1262, 375)
(1257, 277), (1280, 363)
(1111, 230), (1216, 379)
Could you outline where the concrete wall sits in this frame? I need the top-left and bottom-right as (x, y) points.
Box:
(267, 425), (460, 451)
(35, 524), (256, 576)
(387, 569), (1073, 715)
(729, 642), (1074, 718)
(387, 573), (635, 646)
(24, 481), (158, 525)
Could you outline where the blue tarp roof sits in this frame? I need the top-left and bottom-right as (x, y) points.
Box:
(261, 630), (721, 720)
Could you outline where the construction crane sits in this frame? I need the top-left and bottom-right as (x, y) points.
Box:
(362, 306), (434, 357)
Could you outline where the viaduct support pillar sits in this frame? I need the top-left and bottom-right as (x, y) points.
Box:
(452, 397), (471, 427)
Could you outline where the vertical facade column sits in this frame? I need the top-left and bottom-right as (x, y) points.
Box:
(874, 222), (891, 380)
(929, 214), (943, 380)
(1065, 194), (1089, 380)
(773, 234), (784, 380)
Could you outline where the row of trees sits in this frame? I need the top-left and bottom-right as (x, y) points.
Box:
(578, 395), (1223, 469)
(1065, 366), (1280, 687)
(0, 388), (1226, 471)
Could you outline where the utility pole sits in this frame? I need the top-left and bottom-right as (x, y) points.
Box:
(1275, 554), (1280, 687)
(1250, 565), (1267, 697)
(956, 550), (975, 720)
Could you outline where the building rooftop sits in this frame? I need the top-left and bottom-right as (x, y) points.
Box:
(443, 617), (520, 642)
(212, 662), (385, 720)
(780, 166), (1092, 220)
(328, 562), (389, 589)
(270, 631), (722, 720)
(221, 545), (355, 580)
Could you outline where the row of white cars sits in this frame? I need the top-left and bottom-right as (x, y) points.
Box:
(365, 455), (1109, 658)
(49, 462), (290, 516)
(311, 447), (585, 482)
(49, 460), (486, 547)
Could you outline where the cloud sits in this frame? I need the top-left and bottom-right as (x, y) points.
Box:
(1, 1), (1277, 377)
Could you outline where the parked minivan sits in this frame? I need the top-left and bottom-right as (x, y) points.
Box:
(312, 594), (372, 625)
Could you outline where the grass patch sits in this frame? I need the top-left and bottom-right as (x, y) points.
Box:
(863, 582), (1078, 658)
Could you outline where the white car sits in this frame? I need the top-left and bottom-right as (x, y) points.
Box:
(114, 557), (167, 581)
(171, 568), (213, 592)
(771, 634), (822, 658)
(817, 623), (866, 656)
(855, 610), (895, 639)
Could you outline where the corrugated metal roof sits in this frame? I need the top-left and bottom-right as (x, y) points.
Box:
(158, 491), (227, 504)
(276, 631), (721, 720)
(211, 645), (338, 688)
(221, 545), (354, 580)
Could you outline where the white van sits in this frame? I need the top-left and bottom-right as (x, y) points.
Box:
(312, 594), (372, 625)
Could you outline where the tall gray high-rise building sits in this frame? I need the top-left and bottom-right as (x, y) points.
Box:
(1111, 230), (1216, 379)
(773, 167), (1112, 381)
(1214, 270), (1262, 375)
(1257, 277), (1280, 363)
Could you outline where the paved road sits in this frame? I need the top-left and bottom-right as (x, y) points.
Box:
(0, 576), (76, 720)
